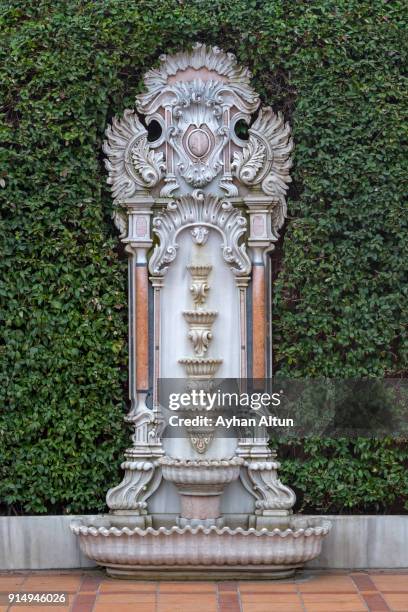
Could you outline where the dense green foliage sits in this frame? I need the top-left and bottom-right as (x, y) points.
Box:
(1, 0), (407, 514)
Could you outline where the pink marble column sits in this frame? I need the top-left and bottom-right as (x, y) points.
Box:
(252, 258), (266, 380)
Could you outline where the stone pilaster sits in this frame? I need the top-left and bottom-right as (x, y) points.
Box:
(106, 198), (164, 522)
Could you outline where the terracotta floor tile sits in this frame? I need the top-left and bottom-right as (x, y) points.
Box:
(351, 573), (377, 592)
(241, 601), (303, 612)
(158, 606), (217, 612)
(219, 592), (241, 610)
(159, 594), (217, 603)
(300, 593), (368, 611)
(72, 592), (96, 612)
(159, 582), (216, 592)
(239, 582), (297, 593)
(0, 575), (26, 587)
(95, 605), (155, 612)
(22, 575), (82, 592)
(97, 592), (156, 603)
(241, 593), (302, 604)
(382, 592), (408, 611)
(222, 599), (241, 612)
(361, 592), (390, 611)
(372, 575), (408, 592)
(298, 575), (358, 593)
(219, 581), (239, 592)
(158, 594), (217, 612)
(80, 575), (103, 592)
(99, 580), (157, 593)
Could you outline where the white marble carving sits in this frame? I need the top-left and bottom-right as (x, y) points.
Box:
(106, 460), (161, 513)
(148, 192), (251, 276)
(73, 43), (331, 579)
(178, 262), (222, 453)
(103, 111), (165, 200)
(71, 517), (331, 578)
(231, 107), (293, 197)
(188, 264), (211, 308)
(137, 43), (259, 112)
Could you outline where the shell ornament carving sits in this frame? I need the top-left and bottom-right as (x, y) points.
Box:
(148, 192), (251, 277)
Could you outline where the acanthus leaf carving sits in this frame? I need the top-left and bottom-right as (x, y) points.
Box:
(240, 460), (296, 514)
(148, 192), (251, 277)
(103, 109), (165, 202)
(231, 107), (293, 199)
(231, 138), (266, 184)
(131, 136), (166, 187)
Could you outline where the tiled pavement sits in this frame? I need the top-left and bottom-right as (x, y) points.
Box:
(0, 571), (407, 612)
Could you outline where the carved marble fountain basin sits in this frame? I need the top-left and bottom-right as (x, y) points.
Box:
(70, 516), (331, 579)
(159, 456), (243, 487)
(159, 457), (244, 524)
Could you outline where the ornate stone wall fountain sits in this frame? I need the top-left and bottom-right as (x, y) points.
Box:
(71, 43), (331, 578)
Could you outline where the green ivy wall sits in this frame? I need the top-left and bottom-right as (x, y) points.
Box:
(1, 0), (407, 514)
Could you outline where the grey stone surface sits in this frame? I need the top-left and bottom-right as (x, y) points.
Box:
(308, 515), (408, 569)
(0, 515), (406, 571)
(0, 516), (96, 570)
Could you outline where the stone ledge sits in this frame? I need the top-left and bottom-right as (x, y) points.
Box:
(0, 514), (407, 570)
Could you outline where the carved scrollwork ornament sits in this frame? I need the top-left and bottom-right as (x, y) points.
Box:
(103, 109), (165, 203)
(106, 460), (162, 513)
(148, 192), (251, 277)
(231, 107), (293, 198)
(240, 460), (296, 515)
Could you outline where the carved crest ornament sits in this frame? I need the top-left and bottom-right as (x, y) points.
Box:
(103, 42), (293, 244)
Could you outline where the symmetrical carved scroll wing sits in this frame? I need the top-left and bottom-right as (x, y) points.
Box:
(232, 107), (293, 197)
(103, 109), (165, 202)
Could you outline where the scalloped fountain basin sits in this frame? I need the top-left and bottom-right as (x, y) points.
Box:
(70, 517), (331, 579)
(159, 457), (243, 486)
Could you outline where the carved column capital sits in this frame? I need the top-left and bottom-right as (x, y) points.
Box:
(243, 193), (282, 252)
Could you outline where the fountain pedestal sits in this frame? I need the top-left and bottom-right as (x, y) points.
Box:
(159, 457), (243, 527)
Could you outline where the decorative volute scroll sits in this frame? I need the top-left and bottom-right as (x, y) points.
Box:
(148, 191), (251, 277)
